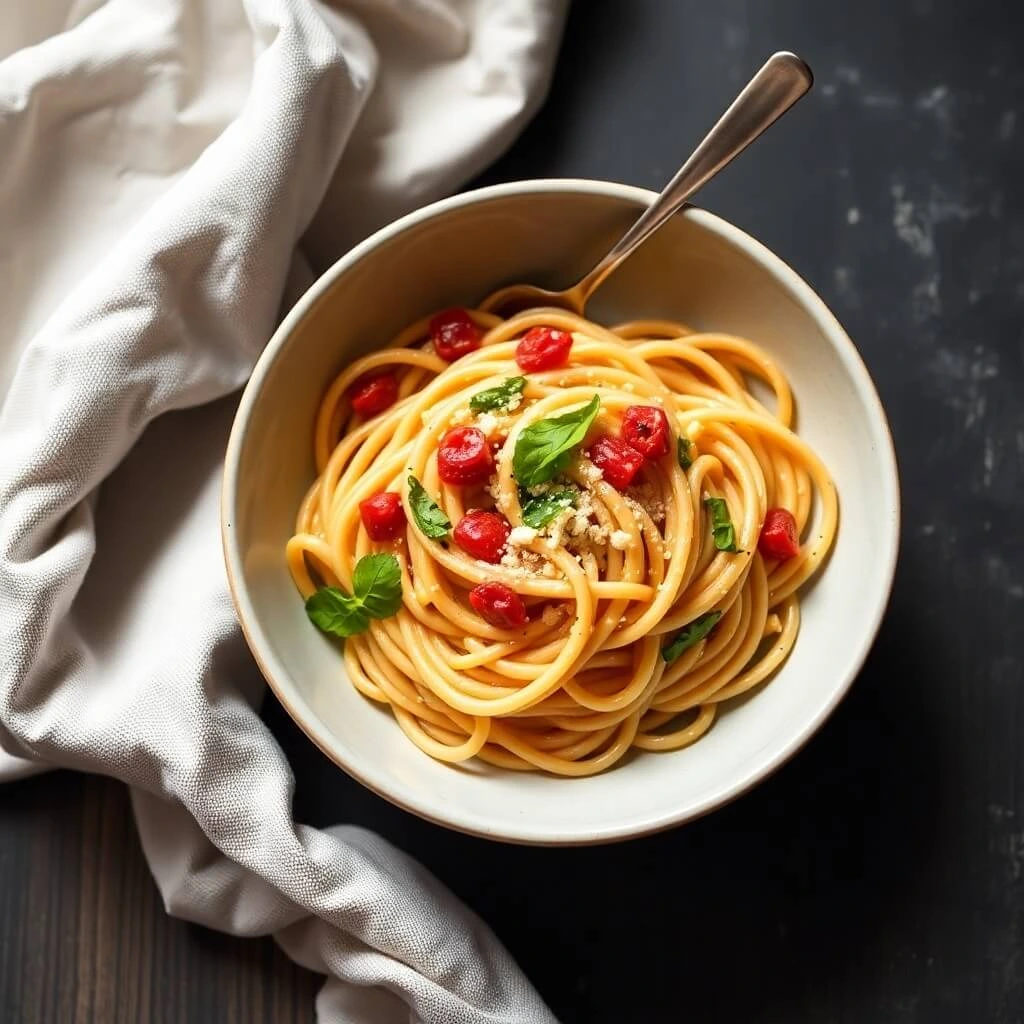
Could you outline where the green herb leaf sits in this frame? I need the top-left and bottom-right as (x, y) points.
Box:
(661, 611), (722, 663)
(677, 437), (693, 470)
(704, 496), (738, 552)
(306, 553), (404, 638)
(470, 376), (526, 413)
(407, 475), (451, 539)
(352, 553), (403, 618)
(305, 587), (370, 638)
(512, 395), (601, 488)
(521, 489), (577, 529)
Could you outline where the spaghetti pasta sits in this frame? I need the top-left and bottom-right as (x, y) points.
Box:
(286, 304), (837, 777)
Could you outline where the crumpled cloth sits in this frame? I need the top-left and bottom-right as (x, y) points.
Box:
(0, 1), (566, 1020)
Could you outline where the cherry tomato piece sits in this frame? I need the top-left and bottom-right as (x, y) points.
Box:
(454, 510), (511, 563)
(358, 491), (406, 541)
(437, 426), (494, 485)
(621, 405), (671, 459)
(430, 308), (482, 362)
(349, 373), (398, 417)
(589, 435), (646, 491)
(515, 326), (573, 372)
(758, 507), (800, 561)
(469, 581), (528, 628)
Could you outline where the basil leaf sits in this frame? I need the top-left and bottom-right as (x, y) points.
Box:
(470, 376), (526, 413)
(661, 611), (722, 663)
(352, 553), (403, 618)
(521, 489), (576, 529)
(306, 554), (404, 638)
(704, 496), (738, 552)
(512, 395), (601, 488)
(407, 475), (451, 539)
(677, 437), (693, 470)
(305, 587), (370, 638)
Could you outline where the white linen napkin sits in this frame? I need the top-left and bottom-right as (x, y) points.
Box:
(0, 1), (567, 1020)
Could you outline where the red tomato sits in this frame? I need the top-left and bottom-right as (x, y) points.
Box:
(437, 426), (494, 485)
(469, 581), (528, 628)
(430, 308), (482, 362)
(515, 326), (573, 372)
(589, 435), (646, 491)
(358, 492), (406, 541)
(349, 373), (398, 417)
(621, 405), (671, 459)
(453, 510), (511, 563)
(758, 507), (800, 561)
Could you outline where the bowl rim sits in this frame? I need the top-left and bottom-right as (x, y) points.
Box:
(221, 177), (901, 846)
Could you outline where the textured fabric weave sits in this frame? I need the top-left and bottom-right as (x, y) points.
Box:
(0, 1), (566, 1019)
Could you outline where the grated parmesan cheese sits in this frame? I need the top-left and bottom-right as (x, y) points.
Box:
(609, 530), (632, 551)
(568, 488), (595, 537)
(500, 543), (549, 579)
(508, 525), (539, 545)
(626, 482), (666, 525)
(625, 497), (645, 521)
(570, 514), (590, 537)
(475, 412), (499, 436)
(499, 550), (530, 580)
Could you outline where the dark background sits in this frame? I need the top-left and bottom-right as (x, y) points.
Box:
(3, 0), (1022, 1021)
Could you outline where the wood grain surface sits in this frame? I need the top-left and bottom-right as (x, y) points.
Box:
(0, 773), (317, 1023)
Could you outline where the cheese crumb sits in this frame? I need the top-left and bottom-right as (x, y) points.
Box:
(609, 530), (632, 551)
(543, 508), (572, 550)
(626, 482), (666, 525)
(568, 488), (595, 538)
(449, 406), (472, 427)
(541, 605), (561, 626)
(508, 525), (538, 545)
(579, 461), (603, 483)
(475, 412), (499, 436)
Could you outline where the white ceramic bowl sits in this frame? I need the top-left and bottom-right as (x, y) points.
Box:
(222, 180), (899, 845)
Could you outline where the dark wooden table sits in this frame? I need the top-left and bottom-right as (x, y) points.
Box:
(4, 1), (1023, 1021)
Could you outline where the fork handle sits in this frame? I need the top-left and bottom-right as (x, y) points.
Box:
(568, 51), (813, 307)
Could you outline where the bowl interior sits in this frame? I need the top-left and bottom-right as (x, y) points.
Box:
(224, 181), (898, 844)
